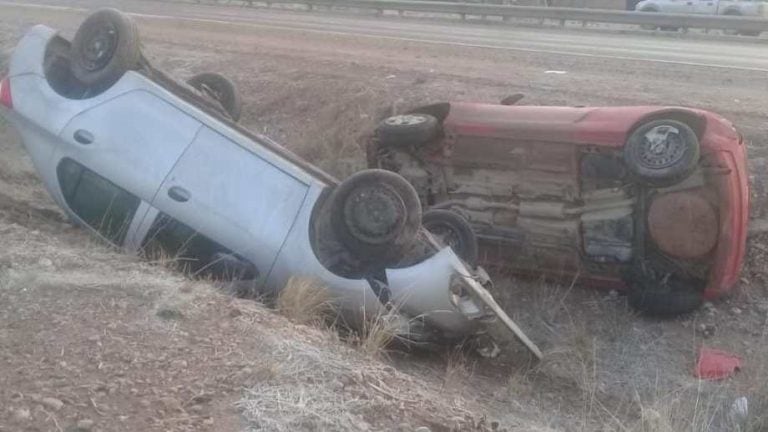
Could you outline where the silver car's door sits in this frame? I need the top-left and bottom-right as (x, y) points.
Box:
(152, 126), (310, 281)
(661, 0), (695, 13)
(57, 90), (202, 204)
(694, 0), (719, 13)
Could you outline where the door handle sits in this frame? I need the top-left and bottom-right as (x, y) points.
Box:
(73, 129), (94, 145)
(168, 186), (191, 203)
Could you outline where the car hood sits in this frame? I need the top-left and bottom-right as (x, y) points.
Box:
(441, 102), (713, 147)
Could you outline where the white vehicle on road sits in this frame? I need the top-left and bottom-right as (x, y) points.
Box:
(635, 0), (768, 34)
(0, 9), (541, 358)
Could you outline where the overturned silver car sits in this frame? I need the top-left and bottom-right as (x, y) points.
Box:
(0, 9), (540, 358)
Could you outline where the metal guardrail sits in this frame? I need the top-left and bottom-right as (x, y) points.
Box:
(246, 0), (768, 33)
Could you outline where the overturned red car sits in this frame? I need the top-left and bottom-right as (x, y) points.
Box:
(367, 101), (749, 315)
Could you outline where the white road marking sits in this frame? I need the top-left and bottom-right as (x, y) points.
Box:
(1, 0), (767, 73)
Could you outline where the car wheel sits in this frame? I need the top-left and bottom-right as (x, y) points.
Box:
(638, 7), (659, 30)
(623, 119), (700, 187)
(721, 10), (746, 35)
(376, 113), (439, 147)
(331, 169), (422, 259)
(187, 72), (243, 122)
(627, 281), (704, 316)
(70, 8), (142, 91)
(422, 209), (479, 266)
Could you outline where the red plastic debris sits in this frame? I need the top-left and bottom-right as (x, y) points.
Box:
(694, 347), (742, 380)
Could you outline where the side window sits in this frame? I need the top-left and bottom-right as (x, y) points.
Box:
(57, 158), (140, 245)
(141, 213), (258, 282)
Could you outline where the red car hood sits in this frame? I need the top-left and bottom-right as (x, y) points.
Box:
(442, 102), (728, 148)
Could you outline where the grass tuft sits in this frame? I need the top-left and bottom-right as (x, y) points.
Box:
(353, 307), (401, 358)
(277, 276), (334, 326)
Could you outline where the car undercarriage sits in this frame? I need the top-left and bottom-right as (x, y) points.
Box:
(367, 102), (748, 316)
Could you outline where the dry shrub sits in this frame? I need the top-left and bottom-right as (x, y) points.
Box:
(443, 346), (475, 391)
(630, 387), (716, 432)
(277, 276), (334, 325)
(353, 307), (402, 358)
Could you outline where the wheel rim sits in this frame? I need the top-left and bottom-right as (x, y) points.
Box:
(636, 125), (688, 169)
(384, 114), (427, 127)
(343, 184), (406, 245)
(79, 22), (118, 72)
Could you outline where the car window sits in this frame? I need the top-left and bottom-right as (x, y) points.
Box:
(141, 213), (259, 282)
(57, 158), (140, 245)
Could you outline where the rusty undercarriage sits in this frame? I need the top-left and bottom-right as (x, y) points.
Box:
(367, 101), (749, 316)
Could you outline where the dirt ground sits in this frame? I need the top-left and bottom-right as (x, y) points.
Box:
(1, 4), (768, 431)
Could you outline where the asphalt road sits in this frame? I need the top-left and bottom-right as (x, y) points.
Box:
(2, 0), (768, 72)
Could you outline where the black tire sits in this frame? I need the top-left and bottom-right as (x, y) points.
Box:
(739, 30), (761, 37)
(376, 114), (439, 147)
(331, 169), (422, 259)
(638, 7), (659, 30)
(623, 119), (700, 187)
(720, 10), (758, 35)
(721, 10), (741, 35)
(628, 283), (704, 316)
(70, 9), (141, 91)
(187, 72), (242, 122)
(422, 210), (479, 266)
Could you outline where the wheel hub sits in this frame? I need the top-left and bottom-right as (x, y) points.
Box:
(80, 23), (117, 72)
(384, 114), (427, 126)
(638, 125), (686, 169)
(343, 184), (406, 245)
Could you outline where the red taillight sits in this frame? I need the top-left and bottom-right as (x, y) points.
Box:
(0, 77), (12, 109)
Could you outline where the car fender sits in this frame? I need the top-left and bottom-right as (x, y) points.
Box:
(386, 248), (477, 337)
(635, 1), (659, 11)
(8, 25), (53, 78)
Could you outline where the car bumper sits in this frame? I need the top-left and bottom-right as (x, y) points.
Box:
(386, 248), (489, 339)
(704, 148), (749, 299)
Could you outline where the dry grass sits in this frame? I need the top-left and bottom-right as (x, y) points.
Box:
(275, 277), (399, 358)
(237, 337), (373, 431)
(236, 331), (483, 432)
(442, 345), (476, 391)
(353, 307), (401, 358)
(623, 316), (768, 432)
(277, 276), (334, 325)
(741, 320), (768, 432)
